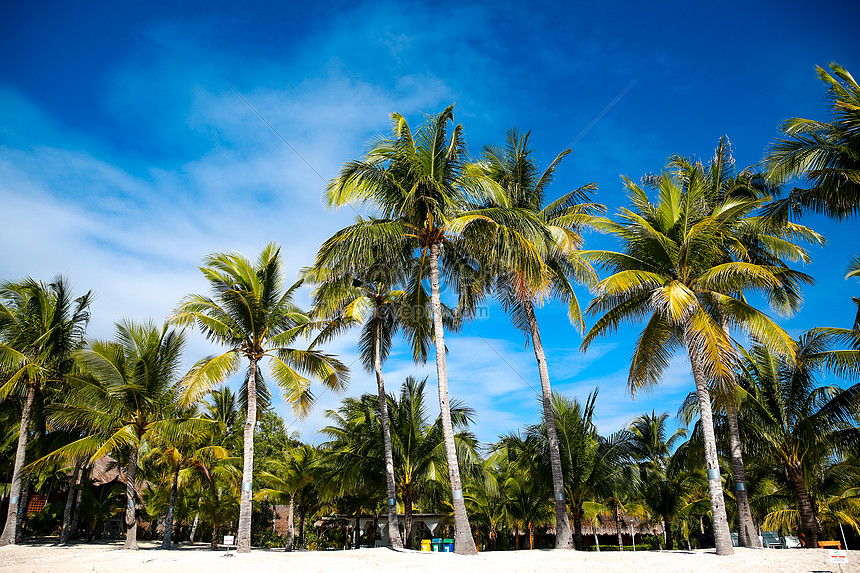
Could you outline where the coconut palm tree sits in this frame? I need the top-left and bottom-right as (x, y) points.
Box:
(170, 242), (349, 552)
(323, 105), (547, 554)
(306, 252), (440, 549)
(582, 167), (802, 555)
(35, 320), (203, 549)
(476, 128), (603, 548)
(0, 277), (92, 546)
(735, 328), (860, 547)
(625, 412), (689, 549)
(764, 63), (860, 220)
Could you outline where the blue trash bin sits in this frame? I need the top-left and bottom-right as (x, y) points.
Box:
(442, 539), (454, 552)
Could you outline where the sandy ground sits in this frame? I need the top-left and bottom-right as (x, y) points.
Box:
(0, 540), (857, 573)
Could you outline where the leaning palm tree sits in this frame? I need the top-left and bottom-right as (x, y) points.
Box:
(169, 242), (349, 552)
(0, 277), (92, 546)
(582, 167), (801, 555)
(476, 128), (603, 548)
(323, 105), (547, 554)
(35, 320), (200, 550)
(735, 328), (860, 547)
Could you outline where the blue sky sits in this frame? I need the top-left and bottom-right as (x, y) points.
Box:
(1, 0), (858, 444)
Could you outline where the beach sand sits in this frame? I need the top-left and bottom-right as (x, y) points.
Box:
(0, 541), (857, 573)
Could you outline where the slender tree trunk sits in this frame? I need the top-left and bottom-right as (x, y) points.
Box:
(373, 317), (403, 549)
(0, 385), (36, 546)
(615, 509), (623, 550)
(69, 470), (85, 540)
(299, 509), (306, 548)
(60, 458), (83, 545)
(428, 243), (477, 555)
(593, 526), (599, 551)
(663, 514), (673, 550)
(237, 356), (258, 553)
(572, 504), (583, 551)
(514, 519), (520, 550)
(785, 462), (821, 548)
(162, 465), (180, 548)
(725, 401), (760, 547)
(686, 339), (733, 556)
(189, 511), (199, 543)
(529, 523), (534, 550)
(523, 301), (573, 549)
(718, 317), (760, 548)
(209, 478), (218, 550)
(354, 509), (361, 549)
(284, 497), (294, 551)
(15, 478), (30, 543)
(123, 446), (140, 550)
(368, 513), (377, 548)
(404, 488), (414, 549)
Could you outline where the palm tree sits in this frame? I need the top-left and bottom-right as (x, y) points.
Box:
(255, 443), (318, 551)
(170, 242), (349, 552)
(36, 320), (199, 549)
(625, 412), (688, 549)
(306, 252), (438, 549)
(735, 328), (860, 547)
(764, 63), (860, 220)
(685, 138), (821, 547)
(477, 128), (602, 548)
(323, 105), (547, 554)
(0, 277), (92, 546)
(582, 166), (801, 555)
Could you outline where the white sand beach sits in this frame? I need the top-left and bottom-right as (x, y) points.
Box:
(0, 542), (857, 573)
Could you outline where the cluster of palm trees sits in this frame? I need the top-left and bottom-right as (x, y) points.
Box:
(1, 62), (859, 555)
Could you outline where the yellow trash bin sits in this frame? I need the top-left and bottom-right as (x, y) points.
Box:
(421, 539), (432, 552)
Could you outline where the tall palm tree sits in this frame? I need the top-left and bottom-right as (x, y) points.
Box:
(323, 105), (546, 554)
(477, 128), (602, 548)
(170, 242), (349, 552)
(682, 138), (821, 547)
(582, 167), (800, 555)
(735, 328), (860, 547)
(35, 320), (199, 549)
(306, 252), (439, 549)
(0, 277), (92, 546)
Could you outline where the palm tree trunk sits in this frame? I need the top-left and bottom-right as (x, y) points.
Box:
(593, 525), (599, 551)
(284, 497), (294, 551)
(514, 519), (520, 550)
(663, 514), (673, 549)
(0, 385), (36, 546)
(615, 509), (623, 550)
(123, 446), (140, 550)
(785, 462), (821, 547)
(404, 489), (414, 549)
(299, 508), (306, 548)
(60, 458), (83, 545)
(686, 339), (733, 556)
(572, 504), (583, 550)
(209, 478), (218, 550)
(373, 316), (403, 549)
(718, 316), (760, 548)
(162, 465), (180, 548)
(15, 478), (30, 543)
(189, 510), (199, 543)
(523, 301), (573, 549)
(529, 523), (534, 550)
(428, 243), (477, 555)
(69, 464), (88, 540)
(237, 356), (258, 553)
(725, 401), (760, 547)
